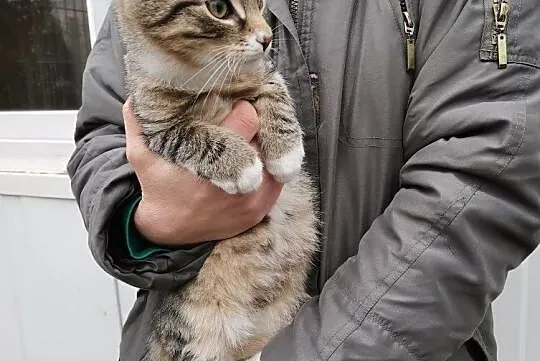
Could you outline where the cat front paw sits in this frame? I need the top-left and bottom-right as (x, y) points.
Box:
(246, 352), (262, 361)
(265, 144), (304, 183)
(210, 158), (263, 194)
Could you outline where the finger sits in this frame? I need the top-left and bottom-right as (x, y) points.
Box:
(221, 100), (260, 142)
(123, 98), (143, 143)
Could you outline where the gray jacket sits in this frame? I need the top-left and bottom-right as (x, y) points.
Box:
(68, 0), (540, 360)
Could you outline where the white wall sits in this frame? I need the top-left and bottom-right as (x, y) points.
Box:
(0, 2), (126, 360)
(0, 195), (135, 361)
(493, 247), (540, 361)
(0, 193), (538, 360)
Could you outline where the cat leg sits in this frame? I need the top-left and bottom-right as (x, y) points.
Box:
(142, 121), (263, 194)
(253, 72), (304, 183)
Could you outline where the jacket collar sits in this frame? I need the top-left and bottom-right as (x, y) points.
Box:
(267, 0), (300, 44)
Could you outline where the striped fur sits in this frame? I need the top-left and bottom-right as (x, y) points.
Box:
(116, 0), (318, 360)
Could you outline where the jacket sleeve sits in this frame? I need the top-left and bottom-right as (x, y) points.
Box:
(261, 2), (540, 361)
(67, 5), (214, 290)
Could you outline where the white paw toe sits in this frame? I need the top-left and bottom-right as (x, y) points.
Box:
(210, 158), (263, 194)
(247, 352), (262, 361)
(237, 158), (264, 193)
(266, 144), (304, 183)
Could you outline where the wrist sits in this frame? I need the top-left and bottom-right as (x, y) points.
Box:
(118, 194), (170, 259)
(133, 200), (194, 247)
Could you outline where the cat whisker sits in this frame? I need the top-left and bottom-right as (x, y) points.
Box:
(227, 58), (242, 87)
(211, 58), (238, 116)
(263, 54), (277, 65)
(211, 55), (242, 116)
(200, 59), (231, 109)
(180, 50), (230, 88)
(270, 23), (284, 32)
(193, 58), (229, 104)
(181, 53), (226, 87)
(226, 54), (235, 71)
(204, 64), (230, 111)
(269, 37), (294, 42)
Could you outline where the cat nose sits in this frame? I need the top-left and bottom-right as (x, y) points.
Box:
(260, 35), (272, 51)
(256, 32), (272, 51)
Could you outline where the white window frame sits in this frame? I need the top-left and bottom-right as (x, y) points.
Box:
(0, 0), (112, 199)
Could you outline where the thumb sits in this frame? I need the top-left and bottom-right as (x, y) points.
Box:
(220, 100), (260, 142)
(123, 98), (152, 166)
(123, 98), (143, 143)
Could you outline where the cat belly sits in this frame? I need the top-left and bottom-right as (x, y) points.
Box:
(175, 174), (317, 360)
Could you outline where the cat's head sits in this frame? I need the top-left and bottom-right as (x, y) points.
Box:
(119, 0), (272, 74)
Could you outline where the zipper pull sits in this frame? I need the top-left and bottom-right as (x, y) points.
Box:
(496, 33), (507, 68)
(405, 26), (416, 72)
(400, 1), (416, 72)
(493, 0), (510, 69)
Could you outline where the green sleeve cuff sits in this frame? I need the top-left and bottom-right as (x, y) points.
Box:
(120, 195), (170, 260)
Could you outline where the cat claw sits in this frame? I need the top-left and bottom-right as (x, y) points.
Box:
(265, 144), (304, 183)
(211, 158), (263, 194)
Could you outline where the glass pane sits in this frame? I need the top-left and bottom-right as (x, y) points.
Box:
(0, 0), (91, 110)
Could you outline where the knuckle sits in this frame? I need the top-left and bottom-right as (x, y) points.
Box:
(253, 211), (267, 225)
(235, 104), (259, 131)
(244, 201), (266, 226)
(244, 197), (262, 215)
(240, 215), (260, 231)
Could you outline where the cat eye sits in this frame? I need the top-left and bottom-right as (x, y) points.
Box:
(206, 0), (231, 19)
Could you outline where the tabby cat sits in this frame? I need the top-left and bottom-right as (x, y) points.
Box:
(115, 0), (318, 360)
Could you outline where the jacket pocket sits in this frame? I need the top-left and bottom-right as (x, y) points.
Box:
(480, 0), (539, 68)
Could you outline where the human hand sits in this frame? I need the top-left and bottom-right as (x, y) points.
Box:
(123, 99), (283, 246)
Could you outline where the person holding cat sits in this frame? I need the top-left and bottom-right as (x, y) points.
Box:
(68, 0), (540, 361)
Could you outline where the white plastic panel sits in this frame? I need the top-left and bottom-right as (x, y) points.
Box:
(494, 247), (540, 361)
(0, 195), (122, 361)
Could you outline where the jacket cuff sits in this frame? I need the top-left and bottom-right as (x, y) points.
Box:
(100, 182), (216, 290)
(117, 194), (171, 260)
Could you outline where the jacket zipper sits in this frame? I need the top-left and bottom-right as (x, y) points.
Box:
(399, 0), (416, 72)
(492, 0), (510, 69)
(290, 0), (299, 27)
(309, 72), (320, 124)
